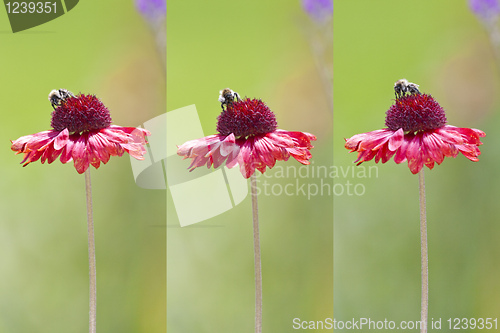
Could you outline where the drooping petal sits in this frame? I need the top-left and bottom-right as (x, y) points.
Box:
(388, 128), (404, 151)
(393, 137), (409, 164)
(53, 129), (70, 150)
(40, 141), (63, 164)
(345, 129), (394, 164)
(406, 135), (425, 174)
(238, 139), (256, 179)
(60, 138), (75, 164)
(422, 131), (445, 165)
(72, 134), (91, 174)
(219, 133), (237, 156)
(88, 132), (111, 164)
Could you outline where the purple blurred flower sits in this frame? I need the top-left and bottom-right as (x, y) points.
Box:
(469, 0), (500, 21)
(135, 0), (166, 69)
(302, 0), (333, 22)
(135, 0), (166, 21)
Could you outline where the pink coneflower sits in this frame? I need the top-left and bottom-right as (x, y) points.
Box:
(345, 80), (485, 174)
(178, 89), (316, 333)
(345, 79), (485, 333)
(11, 91), (150, 174)
(11, 89), (151, 333)
(177, 92), (316, 178)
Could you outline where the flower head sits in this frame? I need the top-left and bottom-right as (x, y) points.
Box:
(345, 80), (485, 174)
(177, 90), (316, 179)
(216, 98), (278, 137)
(11, 91), (150, 174)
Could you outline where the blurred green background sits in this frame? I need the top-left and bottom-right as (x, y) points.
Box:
(167, 1), (332, 332)
(0, 1), (165, 332)
(335, 0), (500, 330)
(7, 0), (500, 331)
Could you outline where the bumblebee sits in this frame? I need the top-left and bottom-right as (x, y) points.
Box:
(218, 88), (240, 110)
(49, 89), (75, 109)
(394, 79), (420, 99)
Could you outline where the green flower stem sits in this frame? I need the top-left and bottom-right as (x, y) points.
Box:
(85, 169), (97, 333)
(418, 170), (428, 333)
(251, 173), (262, 333)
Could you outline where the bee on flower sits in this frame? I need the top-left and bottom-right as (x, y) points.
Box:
(11, 90), (150, 174)
(345, 79), (485, 174)
(177, 88), (316, 179)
